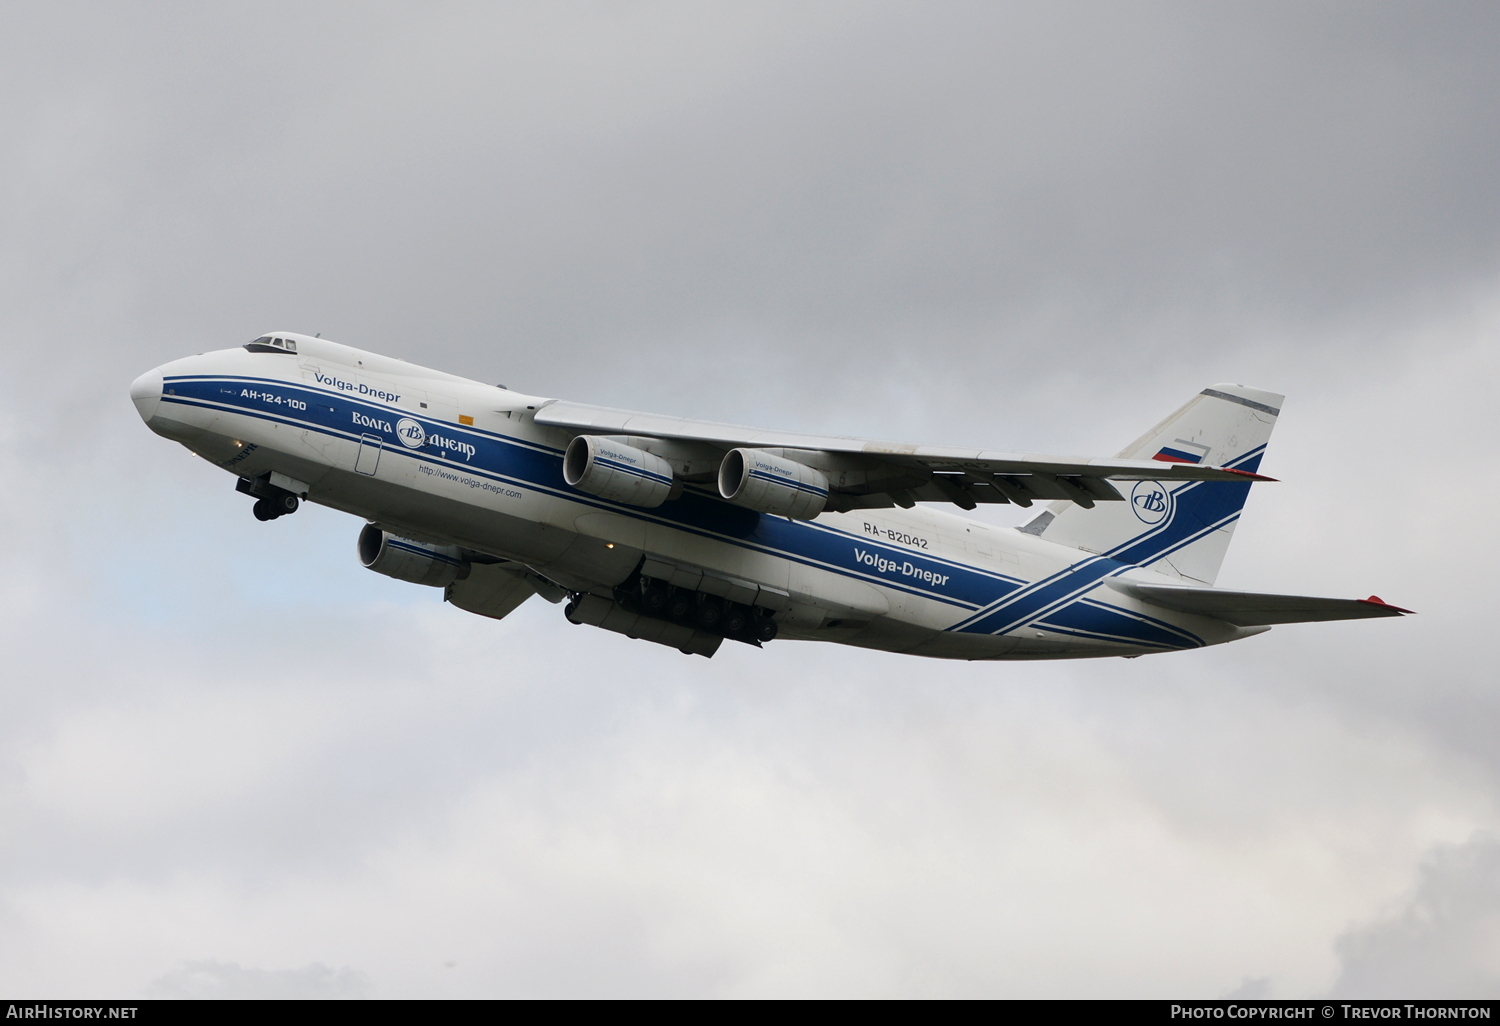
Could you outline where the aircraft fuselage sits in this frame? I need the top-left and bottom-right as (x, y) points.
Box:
(129, 334), (1268, 660)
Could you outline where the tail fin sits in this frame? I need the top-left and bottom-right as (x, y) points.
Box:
(1021, 384), (1283, 585)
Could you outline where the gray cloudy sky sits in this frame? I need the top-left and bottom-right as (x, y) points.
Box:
(2, 0), (1498, 998)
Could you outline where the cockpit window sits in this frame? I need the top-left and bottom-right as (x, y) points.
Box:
(244, 335), (297, 354)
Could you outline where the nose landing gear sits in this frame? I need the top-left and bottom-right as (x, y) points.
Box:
(237, 474), (302, 521)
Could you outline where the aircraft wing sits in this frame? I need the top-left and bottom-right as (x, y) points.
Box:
(533, 400), (1271, 511)
(1114, 581), (1414, 626)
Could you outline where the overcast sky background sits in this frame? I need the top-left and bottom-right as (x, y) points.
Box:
(1, 0), (1498, 998)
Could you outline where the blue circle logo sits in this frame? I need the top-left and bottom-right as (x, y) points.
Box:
(1130, 481), (1173, 525)
(395, 418), (426, 449)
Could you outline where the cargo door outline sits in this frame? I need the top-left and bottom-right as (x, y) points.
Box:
(355, 433), (383, 475)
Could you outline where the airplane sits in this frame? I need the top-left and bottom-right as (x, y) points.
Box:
(128, 332), (1410, 660)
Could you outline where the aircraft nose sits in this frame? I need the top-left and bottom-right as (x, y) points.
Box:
(129, 368), (163, 423)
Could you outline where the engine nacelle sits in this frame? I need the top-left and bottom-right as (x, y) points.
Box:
(718, 448), (829, 520)
(357, 524), (469, 587)
(563, 436), (675, 508)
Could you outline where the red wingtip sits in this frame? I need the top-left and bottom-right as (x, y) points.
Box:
(1361, 595), (1416, 614)
(1222, 468), (1278, 482)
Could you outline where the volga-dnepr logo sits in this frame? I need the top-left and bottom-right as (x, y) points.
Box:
(1130, 480), (1173, 525)
(396, 417), (426, 449)
(392, 416), (477, 461)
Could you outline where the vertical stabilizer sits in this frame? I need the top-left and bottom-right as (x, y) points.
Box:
(1021, 384), (1282, 585)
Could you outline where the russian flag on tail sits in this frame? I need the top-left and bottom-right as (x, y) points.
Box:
(1152, 439), (1211, 464)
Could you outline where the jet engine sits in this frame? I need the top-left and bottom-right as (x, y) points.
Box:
(563, 436), (675, 508)
(357, 523), (469, 587)
(718, 448), (829, 520)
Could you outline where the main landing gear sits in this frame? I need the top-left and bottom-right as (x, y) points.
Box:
(617, 571), (779, 647)
(236, 474), (301, 521)
(252, 493), (299, 521)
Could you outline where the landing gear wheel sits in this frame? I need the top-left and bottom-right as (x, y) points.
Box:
(722, 607), (748, 636)
(696, 598), (723, 630)
(755, 618), (779, 643)
(667, 593), (693, 620)
(252, 498), (274, 521)
(642, 583), (669, 615)
(274, 493), (299, 516)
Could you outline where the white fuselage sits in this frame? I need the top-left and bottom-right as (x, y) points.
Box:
(130, 336), (1258, 659)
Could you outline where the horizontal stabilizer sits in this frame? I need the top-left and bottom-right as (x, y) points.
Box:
(1113, 581), (1413, 627)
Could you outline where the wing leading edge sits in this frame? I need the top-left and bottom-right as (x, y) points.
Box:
(532, 399), (1271, 513)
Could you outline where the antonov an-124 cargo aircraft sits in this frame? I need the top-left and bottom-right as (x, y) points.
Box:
(130, 333), (1410, 660)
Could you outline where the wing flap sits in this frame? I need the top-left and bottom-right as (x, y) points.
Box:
(1114, 581), (1414, 626)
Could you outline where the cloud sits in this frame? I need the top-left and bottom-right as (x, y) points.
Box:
(0, 562), (1488, 996)
(0, 0), (1496, 999)
(1331, 835), (1500, 999)
(148, 960), (370, 999)
(1225, 978), (1272, 1000)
